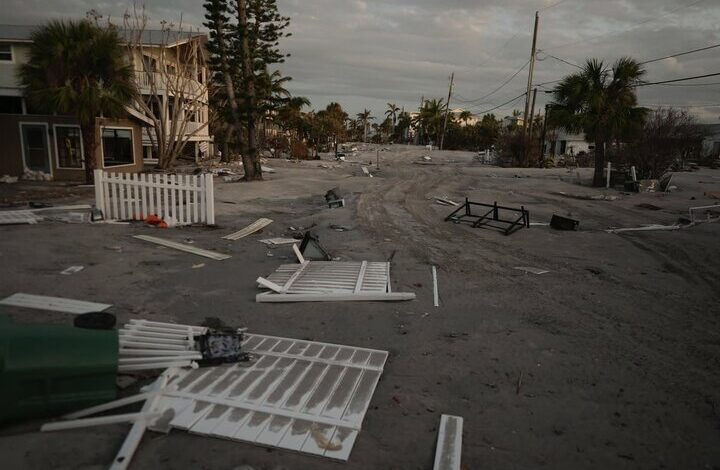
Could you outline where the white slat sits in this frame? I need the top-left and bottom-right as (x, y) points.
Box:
(133, 235), (231, 260)
(222, 218), (273, 240)
(0, 293), (112, 314)
(433, 415), (463, 470)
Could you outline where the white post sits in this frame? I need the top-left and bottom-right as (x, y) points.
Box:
(631, 166), (637, 182)
(94, 169), (104, 216)
(205, 173), (215, 225)
(606, 162), (612, 189)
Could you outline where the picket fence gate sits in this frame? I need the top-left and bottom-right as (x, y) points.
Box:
(94, 169), (215, 225)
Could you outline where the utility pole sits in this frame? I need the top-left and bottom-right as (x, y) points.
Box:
(539, 103), (549, 166)
(522, 11), (539, 134)
(527, 87), (538, 134)
(417, 95), (424, 145)
(439, 72), (454, 150)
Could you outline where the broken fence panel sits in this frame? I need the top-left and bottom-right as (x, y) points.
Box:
(433, 414), (463, 470)
(94, 170), (215, 225)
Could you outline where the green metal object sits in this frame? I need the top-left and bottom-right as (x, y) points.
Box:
(0, 316), (118, 423)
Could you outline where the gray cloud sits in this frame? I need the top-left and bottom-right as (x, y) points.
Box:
(3, 0), (719, 121)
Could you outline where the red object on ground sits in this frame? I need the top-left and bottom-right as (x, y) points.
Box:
(145, 214), (162, 226)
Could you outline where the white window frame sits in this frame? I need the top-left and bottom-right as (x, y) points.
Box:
(53, 124), (85, 170)
(0, 44), (13, 63)
(18, 122), (53, 177)
(100, 126), (136, 168)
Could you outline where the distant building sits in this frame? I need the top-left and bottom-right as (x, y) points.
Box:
(502, 115), (524, 128)
(701, 123), (720, 158)
(0, 24), (213, 180)
(544, 130), (593, 157)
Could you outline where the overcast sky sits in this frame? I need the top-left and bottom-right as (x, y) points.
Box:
(4, 0), (720, 122)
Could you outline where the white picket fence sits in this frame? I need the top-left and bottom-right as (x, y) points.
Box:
(94, 169), (215, 225)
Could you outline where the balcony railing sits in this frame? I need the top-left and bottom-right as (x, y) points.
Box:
(134, 71), (206, 97)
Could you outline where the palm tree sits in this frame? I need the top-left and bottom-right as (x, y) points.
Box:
(459, 110), (473, 126)
(412, 99), (444, 145)
(549, 57), (647, 186)
(356, 109), (373, 142)
(19, 20), (135, 183)
(385, 102), (400, 141)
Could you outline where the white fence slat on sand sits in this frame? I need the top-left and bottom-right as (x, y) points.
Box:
(94, 170), (215, 226)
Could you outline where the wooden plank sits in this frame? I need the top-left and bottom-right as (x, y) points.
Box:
(205, 173), (215, 225)
(192, 175), (199, 223)
(222, 218), (273, 240)
(353, 261), (368, 294)
(133, 235), (231, 260)
(199, 173), (206, 223)
(0, 293), (111, 314)
(0, 210), (41, 225)
(170, 174), (177, 222)
(432, 266), (439, 307)
(433, 414), (463, 470)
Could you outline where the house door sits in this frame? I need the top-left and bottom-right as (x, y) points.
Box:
(21, 123), (51, 173)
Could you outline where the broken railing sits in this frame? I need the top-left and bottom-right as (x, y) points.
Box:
(445, 197), (530, 236)
(94, 169), (215, 225)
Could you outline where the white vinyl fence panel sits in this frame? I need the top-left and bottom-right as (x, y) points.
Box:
(94, 169), (214, 225)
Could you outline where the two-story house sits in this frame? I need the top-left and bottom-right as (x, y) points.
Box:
(0, 24), (213, 181)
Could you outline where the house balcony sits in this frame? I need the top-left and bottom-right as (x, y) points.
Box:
(134, 71), (207, 99)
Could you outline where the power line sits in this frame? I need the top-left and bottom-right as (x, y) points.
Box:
(478, 31), (523, 68)
(544, 0), (707, 51)
(537, 51), (581, 69)
(659, 81), (720, 87)
(637, 71), (720, 86)
(539, 0), (571, 11)
(640, 42), (720, 65)
(454, 59), (530, 104)
(641, 103), (720, 108)
(469, 91), (528, 115)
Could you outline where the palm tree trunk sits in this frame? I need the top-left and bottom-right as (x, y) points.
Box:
(81, 122), (97, 185)
(592, 138), (606, 187)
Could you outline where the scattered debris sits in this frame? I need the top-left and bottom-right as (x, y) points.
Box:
(325, 189), (345, 208)
(556, 191), (618, 201)
(705, 192), (720, 200)
(256, 247), (415, 302)
(635, 203), (663, 211)
(550, 214), (579, 231)
(689, 204), (720, 223)
(659, 173), (674, 192)
(434, 197), (458, 206)
(0, 174), (18, 183)
(261, 165), (276, 173)
(529, 222), (549, 226)
(222, 218), (273, 240)
(433, 414), (463, 470)
(192, 263), (205, 269)
(432, 266), (439, 307)
(60, 266), (85, 275)
(605, 224), (681, 234)
(330, 224), (352, 231)
(445, 198), (530, 236)
(259, 237), (299, 247)
(638, 179), (658, 192)
(361, 166), (374, 177)
(0, 210), (42, 225)
(0, 293), (112, 314)
(133, 235), (231, 260)
(299, 232), (332, 261)
(514, 266), (550, 275)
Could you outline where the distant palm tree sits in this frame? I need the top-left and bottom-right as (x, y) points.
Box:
(356, 109), (373, 142)
(459, 110), (473, 126)
(412, 99), (444, 145)
(550, 57), (647, 186)
(19, 20), (135, 183)
(385, 102), (400, 141)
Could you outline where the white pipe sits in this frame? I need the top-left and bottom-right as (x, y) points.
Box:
(631, 166), (637, 182)
(63, 392), (157, 420)
(432, 266), (439, 308)
(41, 412), (161, 432)
(606, 162), (612, 189)
(119, 348), (201, 357)
(118, 355), (201, 364)
(118, 340), (189, 351)
(118, 361), (198, 372)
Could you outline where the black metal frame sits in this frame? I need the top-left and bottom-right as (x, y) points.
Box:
(445, 197), (530, 236)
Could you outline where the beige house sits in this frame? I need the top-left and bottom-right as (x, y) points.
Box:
(0, 24), (213, 181)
